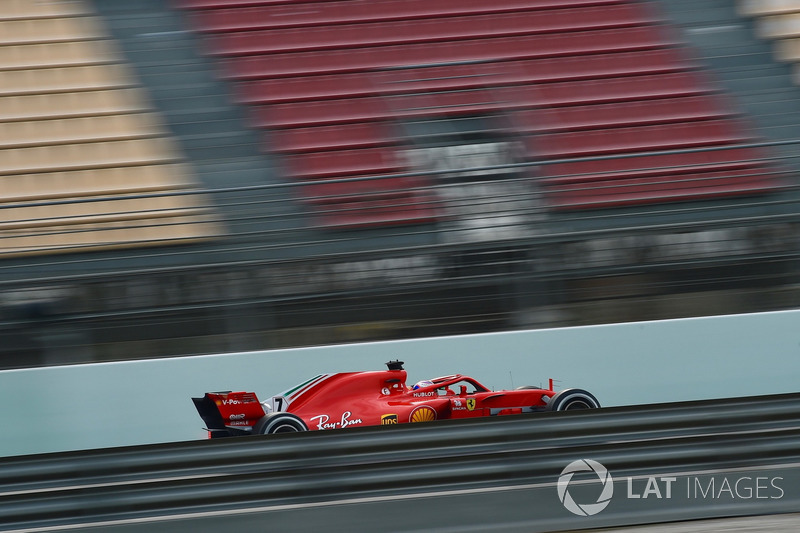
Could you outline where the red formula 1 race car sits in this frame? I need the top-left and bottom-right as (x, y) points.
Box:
(192, 360), (600, 437)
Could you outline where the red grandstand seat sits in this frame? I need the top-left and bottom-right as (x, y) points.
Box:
(253, 98), (388, 128)
(177, 0), (784, 224)
(529, 71), (713, 107)
(543, 147), (769, 181)
(175, 0), (312, 9)
(539, 144), (783, 210)
(312, 190), (440, 227)
(301, 173), (439, 227)
(236, 49), (694, 105)
(256, 89), (521, 128)
(284, 147), (405, 179)
(385, 89), (512, 118)
(183, 0), (630, 32)
(223, 27), (674, 79)
(530, 119), (751, 158)
(545, 167), (784, 209)
(238, 73), (378, 105)
(204, 5), (656, 56)
(269, 122), (398, 153)
(508, 48), (694, 83)
(304, 178), (430, 202)
(316, 197), (440, 227)
(248, 72), (713, 132)
(515, 95), (732, 132)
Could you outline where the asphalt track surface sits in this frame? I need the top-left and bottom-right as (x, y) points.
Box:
(2, 393), (800, 532)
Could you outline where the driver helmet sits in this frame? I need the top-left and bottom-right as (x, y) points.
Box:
(413, 380), (434, 390)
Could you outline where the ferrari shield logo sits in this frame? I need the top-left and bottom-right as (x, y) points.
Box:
(381, 414), (398, 425)
(466, 398), (476, 411)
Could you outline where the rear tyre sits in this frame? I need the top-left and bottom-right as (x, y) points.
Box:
(253, 413), (308, 434)
(545, 388), (600, 411)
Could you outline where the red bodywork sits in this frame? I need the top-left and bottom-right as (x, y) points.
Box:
(193, 362), (597, 437)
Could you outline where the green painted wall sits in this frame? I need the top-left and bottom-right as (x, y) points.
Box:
(2, 310), (798, 457)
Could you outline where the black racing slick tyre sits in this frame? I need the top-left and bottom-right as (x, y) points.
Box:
(545, 388), (600, 411)
(253, 413), (308, 434)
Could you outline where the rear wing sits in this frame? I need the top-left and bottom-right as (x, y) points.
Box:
(192, 391), (265, 437)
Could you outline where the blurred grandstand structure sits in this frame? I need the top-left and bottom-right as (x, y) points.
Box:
(0, 0), (798, 367)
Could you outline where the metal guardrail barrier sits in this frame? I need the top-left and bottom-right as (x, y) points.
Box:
(2, 392), (800, 532)
(2, 137), (800, 367)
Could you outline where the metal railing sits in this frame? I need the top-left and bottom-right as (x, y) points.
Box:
(0, 142), (799, 366)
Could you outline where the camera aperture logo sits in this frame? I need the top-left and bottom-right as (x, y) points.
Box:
(557, 459), (614, 516)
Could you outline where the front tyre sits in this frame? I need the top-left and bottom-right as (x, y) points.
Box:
(253, 413), (308, 434)
(545, 388), (600, 411)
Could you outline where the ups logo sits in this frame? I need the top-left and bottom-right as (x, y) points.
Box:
(381, 414), (398, 424)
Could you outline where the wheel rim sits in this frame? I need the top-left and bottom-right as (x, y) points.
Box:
(272, 423), (300, 433)
(563, 399), (593, 410)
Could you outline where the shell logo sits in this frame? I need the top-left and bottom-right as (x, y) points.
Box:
(409, 405), (437, 423)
